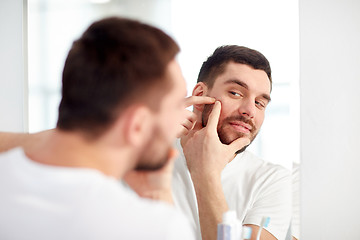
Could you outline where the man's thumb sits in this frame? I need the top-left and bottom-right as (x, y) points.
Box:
(229, 137), (250, 153)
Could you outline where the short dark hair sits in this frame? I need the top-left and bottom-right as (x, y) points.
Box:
(197, 45), (272, 89)
(57, 17), (180, 138)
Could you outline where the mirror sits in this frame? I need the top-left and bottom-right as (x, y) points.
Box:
(28, 0), (300, 170)
(27, 0), (300, 238)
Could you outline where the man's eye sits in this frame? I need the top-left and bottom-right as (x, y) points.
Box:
(229, 91), (242, 97)
(255, 101), (266, 109)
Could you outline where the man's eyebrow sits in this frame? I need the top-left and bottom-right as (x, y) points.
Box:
(225, 79), (249, 90)
(224, 79), (271, 102)
(262, 93), (271, 103)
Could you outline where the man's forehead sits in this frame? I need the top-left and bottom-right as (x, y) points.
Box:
(213, 62), (271, 93)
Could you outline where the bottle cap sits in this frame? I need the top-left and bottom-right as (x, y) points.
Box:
(223, 210), (237, 224)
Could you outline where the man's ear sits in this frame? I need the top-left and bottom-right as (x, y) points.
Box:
(192, 82), (209, 111)
(123, 105), (153, 148)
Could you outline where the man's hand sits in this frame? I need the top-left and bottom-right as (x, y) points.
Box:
(181, 101), (250, 178)
(176, 96), (215, 138)
(180, 102), (250, 240)
(123, 149), (178, 204)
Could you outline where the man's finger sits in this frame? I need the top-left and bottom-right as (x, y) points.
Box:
(176, 118), (197, 138)
(184, 110), (197, 125)
(177, 110), (198, 138)
(228, 137), (251, 154)
(206, 101), (221, 132)
(176, 127), (188, 138)
(184, 96), (216, 108)
(182, 119), (195, 130)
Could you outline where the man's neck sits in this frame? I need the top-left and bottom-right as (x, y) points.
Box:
(24, 129), (132, 179)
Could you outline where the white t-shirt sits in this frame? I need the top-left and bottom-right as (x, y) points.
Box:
(0, 148), (195, 240)
(172, 141), (292, 240)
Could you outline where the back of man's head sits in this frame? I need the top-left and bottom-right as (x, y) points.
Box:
(57, 17), (180, 139)
(197, 45), (272, 89)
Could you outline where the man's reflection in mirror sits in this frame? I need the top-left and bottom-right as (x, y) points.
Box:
(173, 45), (292, 240)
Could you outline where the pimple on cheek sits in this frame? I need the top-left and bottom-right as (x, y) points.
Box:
(206, 95), (223, 105)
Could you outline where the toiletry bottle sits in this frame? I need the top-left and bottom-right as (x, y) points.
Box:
(217, 210), (241, 240)
(242, 226), (252, 240)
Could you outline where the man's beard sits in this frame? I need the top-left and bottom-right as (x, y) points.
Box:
(202, 104), (258, 154)
(135, 125), (171, 171)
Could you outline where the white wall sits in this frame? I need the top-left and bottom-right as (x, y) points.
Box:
(299, 0), (360, 238)
(0, 0), (27, 132)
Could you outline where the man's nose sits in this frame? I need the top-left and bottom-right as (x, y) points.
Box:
(238, 99), (255, 119)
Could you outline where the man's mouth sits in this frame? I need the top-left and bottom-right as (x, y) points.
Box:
(228, 121), (252, 134)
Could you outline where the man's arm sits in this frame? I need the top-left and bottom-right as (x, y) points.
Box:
(0, 132), (30, 152)
(191, 170), (228, 240)
(192, 177), (280, 240)
(0, 130), (52, 153)
(181, 101), (254, 240)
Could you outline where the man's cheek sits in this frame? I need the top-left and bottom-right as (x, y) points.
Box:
(255, 116), (265, 131)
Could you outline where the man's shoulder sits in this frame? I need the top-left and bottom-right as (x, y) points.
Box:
(0, 149), (194, 239)
(222, 150), (291, 186)
(0, 147), (23, 163)
(85, 185), (195, 239)
(43, 172), (194, 239)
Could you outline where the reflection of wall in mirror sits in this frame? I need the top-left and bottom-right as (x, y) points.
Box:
(0, 0), (27, 132)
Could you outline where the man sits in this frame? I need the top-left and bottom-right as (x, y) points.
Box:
(0, 17), (221, 239)
(172, 45), (292, 240)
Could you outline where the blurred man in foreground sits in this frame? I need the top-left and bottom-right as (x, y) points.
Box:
(0, 17), (220, 239)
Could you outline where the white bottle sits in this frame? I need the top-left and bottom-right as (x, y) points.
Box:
(217, 210), (240, 240)
(217, 210), (253, 240)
